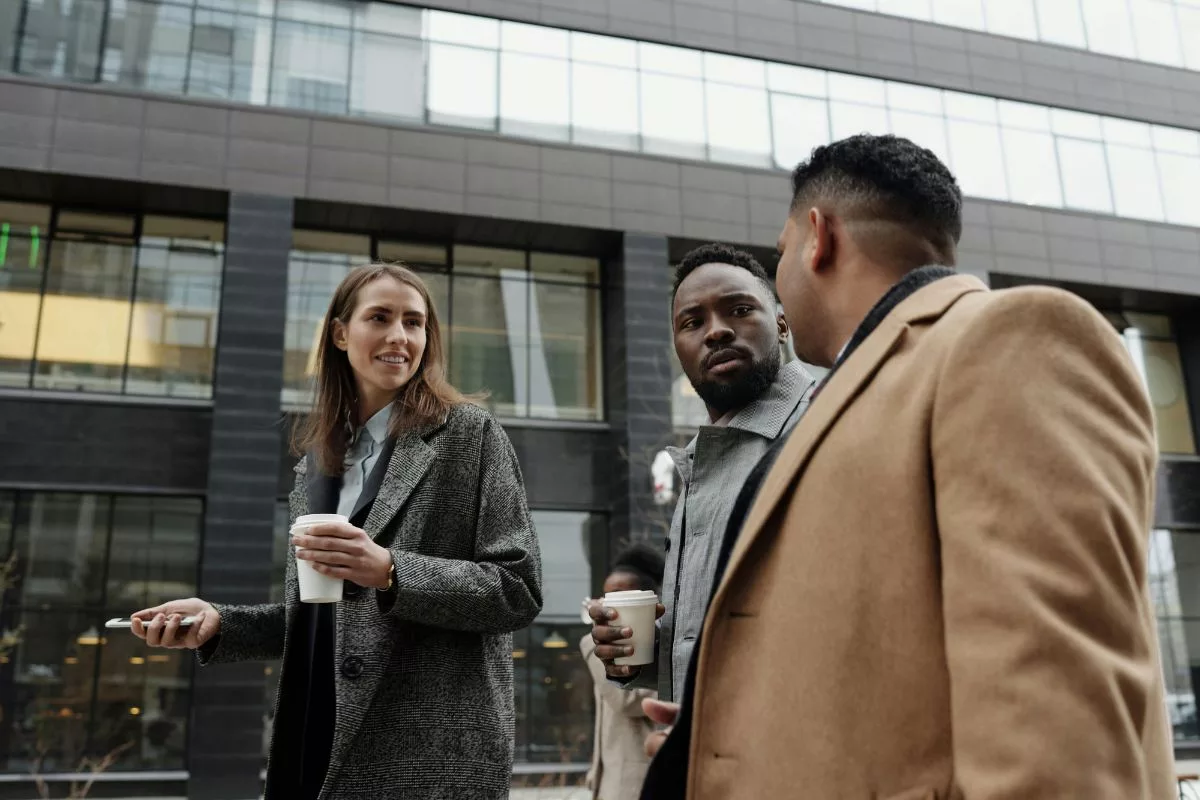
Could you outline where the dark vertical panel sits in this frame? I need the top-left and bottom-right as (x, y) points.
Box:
(188, 193), (291, 800)
(606, 233), (674, 550)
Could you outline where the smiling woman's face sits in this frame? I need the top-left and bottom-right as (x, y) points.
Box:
(332, 275), (428, 418)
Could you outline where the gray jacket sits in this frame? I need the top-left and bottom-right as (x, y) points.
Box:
(201, 403), (543, 800)
(635, 360), (815, 701)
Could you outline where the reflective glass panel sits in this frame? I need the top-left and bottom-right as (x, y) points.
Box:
(0, 202), (50, 389)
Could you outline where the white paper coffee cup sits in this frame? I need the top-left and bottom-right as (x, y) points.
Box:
(603, 589), (658, 666)
(290, 514), (347, 604)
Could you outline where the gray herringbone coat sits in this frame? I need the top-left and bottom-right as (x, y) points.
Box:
(201, 403), (543, 800)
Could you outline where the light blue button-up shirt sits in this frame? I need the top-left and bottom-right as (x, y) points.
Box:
(337, 404), (393, 518)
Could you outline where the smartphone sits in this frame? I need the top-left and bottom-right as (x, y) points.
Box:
(105, 617), (198, 629)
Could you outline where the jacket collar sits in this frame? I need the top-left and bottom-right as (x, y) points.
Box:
(711, 273), (987, 605)
(667, 360), (816, 480)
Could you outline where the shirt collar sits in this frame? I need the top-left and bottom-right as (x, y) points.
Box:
(672, 360), (815, 464)
(362, 403), (393, 446)
(723, 359), (815, 439)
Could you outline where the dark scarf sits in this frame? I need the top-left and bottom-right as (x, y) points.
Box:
(639, 265), (957, 800)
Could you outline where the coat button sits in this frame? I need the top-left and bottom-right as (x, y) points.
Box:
(342, 656), (364, 679)
(343, 583), (361, 599)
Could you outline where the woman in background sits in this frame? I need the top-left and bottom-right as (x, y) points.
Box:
(580, 543), (666, 800)
(131, 263), (542, 800)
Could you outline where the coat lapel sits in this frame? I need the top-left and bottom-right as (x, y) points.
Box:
(710, 275), (987, 608)
(359, 431), (436, 541)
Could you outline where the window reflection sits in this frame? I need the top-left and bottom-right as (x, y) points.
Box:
(1109, 312), (1196, 456)
(513, 511), (608, 764)
(7, 1), (1200, 225)
(283, 237), (603, 421)
(0, 491), (202, 773)
(814, 0), (1195, 70)
(0, 203), (223, 397)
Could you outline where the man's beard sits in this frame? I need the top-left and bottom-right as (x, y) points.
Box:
(692, 346), (782, 418)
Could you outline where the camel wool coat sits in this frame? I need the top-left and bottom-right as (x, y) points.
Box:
(684, 275), (1176, 800)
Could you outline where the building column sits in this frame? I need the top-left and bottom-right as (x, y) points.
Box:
(606, 232), (675, 549)
(188, 193), (292, 800)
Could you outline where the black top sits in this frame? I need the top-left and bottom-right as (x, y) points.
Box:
(640, 266), (956, 800)
(292, 439), (397, 800)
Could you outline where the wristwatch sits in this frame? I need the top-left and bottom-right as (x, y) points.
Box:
(383, 562), (396, 592)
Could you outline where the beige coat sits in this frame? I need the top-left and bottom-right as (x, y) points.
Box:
(581, 634), (656, 800)
(686, 275), (1176, 800)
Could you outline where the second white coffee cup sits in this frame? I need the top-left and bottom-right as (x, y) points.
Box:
(603, 589), (658, 666)
(291, 513), (347, 604)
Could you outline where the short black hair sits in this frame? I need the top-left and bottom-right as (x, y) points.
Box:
(672, 243), (774, 300)
(790, 134), (963, 266)
(612, 542), (666, 592)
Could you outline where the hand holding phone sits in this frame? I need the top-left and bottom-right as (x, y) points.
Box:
(129, 598), (221, 650)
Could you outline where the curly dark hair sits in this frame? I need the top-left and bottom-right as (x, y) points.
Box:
(612, 542), (666, 592)
(790, 134), (963, 266)
(672, 242), (774, 300)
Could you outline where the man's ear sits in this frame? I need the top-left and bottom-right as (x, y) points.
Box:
(776, 309), (789, 343)
(807, 207), (833, 273)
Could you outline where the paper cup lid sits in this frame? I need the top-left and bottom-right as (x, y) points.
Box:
(292, 514), (348, 528)
(603, 589), (658, 605)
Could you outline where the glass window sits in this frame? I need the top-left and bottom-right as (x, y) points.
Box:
(1035, 0), (1088, 47)
(640, 71), (706, 161)
(450, 247), (528, 418)
(3, 207), (223, 398)
(1002, 129), (1064, 207)
(34, 216), (137, 394)
(984, 0), (1038, 38)
(17, 0), (107, 81)
(878, 0), (933, 18)
(1118, 313), (1196, 456)
(513, 511), (608, 764)
(501, 21), (568, 58)
(125, 217), (224, 399)
(425, 10), (499, 48)
(1130, 0), (1182, 67)
(427, 42), (497, 130)
(1149, 528), (1200, 743)
(528, 255), (603, 422)
(947, 119), (1008, 201)
(887, 83), (942, 115)
(350, 27), (424, 122)
(638, 42), (702, 78)
(0, 202), (50, 389)
(770, 94), (831, 170)
(1105, 144), (1165, 222)
(270, 20), (351, 114)
(705, 83), (772, 167)
(186, 6), (274, 104)
(570, 31), (636, 68)
(102, 0), (193, 93)
(282, 230), (371, 409)
(1080, 0), (1136, 59)
(1056, 138), (1114, 214)
(766, 63), (826, 97)
(1180, 7), (1200, 71)
(500, 51), (570, 142)
(932, 0), (985, 28)
(571, 61), (639, 151)
(0, 491), (202, 773)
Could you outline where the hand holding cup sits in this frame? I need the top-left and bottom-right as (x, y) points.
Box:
(589, 592), (665, 679)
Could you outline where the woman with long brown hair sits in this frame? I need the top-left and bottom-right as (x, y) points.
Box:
(129, 263), (543, 800)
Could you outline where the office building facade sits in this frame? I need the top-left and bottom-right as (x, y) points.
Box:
(0, 0), (1197, 796)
